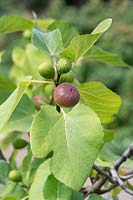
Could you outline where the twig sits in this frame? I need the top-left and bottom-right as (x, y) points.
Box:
(0, 149), (6, 161)
(80, 144), (133, 198)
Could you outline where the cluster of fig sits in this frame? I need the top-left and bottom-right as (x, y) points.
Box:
(38, 58), (80, 108)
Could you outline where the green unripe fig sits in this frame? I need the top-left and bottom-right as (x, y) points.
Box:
(23, 30), (31, 38)
(54, 83), (80, 107)
(13, 138), (28, 149)
(60, 71), (74, 83)
(38, 62), (55, 79)
(44, 84), (55, 98)
(57, 58), (71, 74)
(8, 170), (22, 182)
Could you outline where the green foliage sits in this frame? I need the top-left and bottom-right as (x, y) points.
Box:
(78, 82), (121, 124)
(38, 62), (55, 79)
(31, 104), (103, 190)
(0, 14), (131, 200)
(0, 15), (33, 34)
(32, 27), (63, 56)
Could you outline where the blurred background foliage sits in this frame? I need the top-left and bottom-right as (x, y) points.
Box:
(0, 0), (132, 158)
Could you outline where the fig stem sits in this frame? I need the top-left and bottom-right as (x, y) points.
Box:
(51, 55), (58, 80)
(31, 80), (54, 84)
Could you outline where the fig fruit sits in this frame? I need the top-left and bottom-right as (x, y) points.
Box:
(57, 58), (71, 74)
(8, 170), (22, 182)
(60, 71), (74, 83)
(38, 62), (55, 79)
(54, 83), (80, 107)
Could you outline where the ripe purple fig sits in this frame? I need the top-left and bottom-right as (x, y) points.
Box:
(54, 83), (80, 107)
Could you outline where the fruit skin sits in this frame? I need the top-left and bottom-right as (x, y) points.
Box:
(54, 83), (80, 107)
(13, 138), (28, 149)
(8, 170), (22, 182)
(38, 62), (55, 79)
(60, 71), (74, 83)
(57, 58), (71, 74)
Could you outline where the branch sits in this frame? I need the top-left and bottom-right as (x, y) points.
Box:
(0, 149), (6, 161)
(80, 144), (133, 198)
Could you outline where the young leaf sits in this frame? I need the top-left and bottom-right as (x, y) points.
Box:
(89, 193), (105, 200)
(32, 27), (63, 56)
(0, 95), (35, 135)
(0, 77), (32, 131)
(48, 21), (78, 47)
(43, 175), (72, 200)
(85, 46), (129, 67)
(0, 15), (33, 34)
(29, 159), (51, 200)
(30, 104), (104, 190)
(60, 19), (112, 62)
(78, 82), (121, 124)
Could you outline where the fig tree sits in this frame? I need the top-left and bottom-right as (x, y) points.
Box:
(8, 170), (22, 182)
(57, 58), (71, 74)
(54, 83), (80, 107)
(38, 62), (55, 79)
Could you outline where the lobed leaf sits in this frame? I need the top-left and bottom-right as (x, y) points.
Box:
(78, 82), (121, 124)
(60, 19), (112, 61)
(85, 46), (129, 67)
(30, 104), (104, 190)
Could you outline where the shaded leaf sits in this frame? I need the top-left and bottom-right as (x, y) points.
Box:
(89, 193), (105, 200)
(78, 82), (121, 124)
(29, 159), (51, 200)
(0, 160), (10, 184)
(43, 175), (72, 200)
(0, 15), (33, 34)
(0, 95), (35, 134)
(31, 104), (103, 190)
(85, 46), (129, 67)
(0, 76), (32, 131)
(0, 75), (16, 91)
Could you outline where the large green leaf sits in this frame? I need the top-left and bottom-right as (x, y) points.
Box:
(0, 77), (31, 131)
(48, 21), (78, 47)
(32, 26), (63, 56)
(29, 159), (51, 200)
(78, 82), (121, 124)
(0, 15), (33, 34)
(43, 175), (72, 200)
(60, 19), (112, 61)
(30, 104), (104, 190)
(85, 46), (129, 67)
(0, 95), (35, 135)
